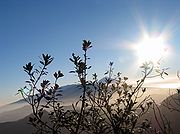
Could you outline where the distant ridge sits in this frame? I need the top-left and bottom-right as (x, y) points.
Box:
(0, 111), (36, 134)
(0, 105), (31, 123)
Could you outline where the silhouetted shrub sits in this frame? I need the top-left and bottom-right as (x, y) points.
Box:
(20, 40), (170, 134)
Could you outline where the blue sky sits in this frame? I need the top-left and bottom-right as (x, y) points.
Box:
(1, 0), (180, 106)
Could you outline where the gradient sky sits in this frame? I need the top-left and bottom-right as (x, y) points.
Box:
(1, 0), (180, 106)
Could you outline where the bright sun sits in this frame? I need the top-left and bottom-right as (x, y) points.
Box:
(135, 34), (168, 65)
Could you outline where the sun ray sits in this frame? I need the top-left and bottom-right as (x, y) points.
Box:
(134, 33), (168, 66)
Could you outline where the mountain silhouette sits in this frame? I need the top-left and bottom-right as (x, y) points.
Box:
(0, 84), (175, 134)
(140, 93), (180, 134)
(0, 105), (31, 123)
(0, 112), (35, 134)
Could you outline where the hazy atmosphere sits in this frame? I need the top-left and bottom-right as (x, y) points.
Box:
(1, 1), (180, 134)
(1, 0), (180, 106)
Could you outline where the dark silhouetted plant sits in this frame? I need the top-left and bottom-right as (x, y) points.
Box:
(20, 40), (170, 134)
(161, 71), (180, 113)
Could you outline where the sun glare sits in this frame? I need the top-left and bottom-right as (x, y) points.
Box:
(135, 34), (168, 65)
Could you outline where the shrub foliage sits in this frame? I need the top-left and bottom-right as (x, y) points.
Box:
(20, 40), (170, 134)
